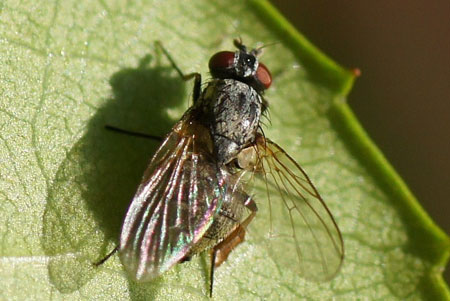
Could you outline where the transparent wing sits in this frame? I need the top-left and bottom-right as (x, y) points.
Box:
(250, 137), (344, 281)
(119, 120), (224, 282)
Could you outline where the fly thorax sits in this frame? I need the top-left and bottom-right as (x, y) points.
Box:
(199, 79), (262, 165)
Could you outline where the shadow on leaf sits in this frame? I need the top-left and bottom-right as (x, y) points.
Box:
(41, 53), (188, 294)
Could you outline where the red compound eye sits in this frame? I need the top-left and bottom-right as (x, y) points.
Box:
(256, 63), (272, 89)
(209, 51), (235, 71)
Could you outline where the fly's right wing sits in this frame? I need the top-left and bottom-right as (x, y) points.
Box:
(242, 136), (344, 282)
(119, 120), (225, 282)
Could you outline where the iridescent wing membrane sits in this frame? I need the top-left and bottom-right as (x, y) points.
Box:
(251, 137), (344, 281)
(119, 117), (225, 282)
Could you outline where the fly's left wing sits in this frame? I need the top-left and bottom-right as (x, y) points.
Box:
(119, 120), (226, 282)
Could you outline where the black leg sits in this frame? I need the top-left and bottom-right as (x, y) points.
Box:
(180, 256), (192, 263)
(94, 246), (119, 267)
(210, 250), (217, 298)
(105, 125), (163, 141)
(154, 41), (202, 103)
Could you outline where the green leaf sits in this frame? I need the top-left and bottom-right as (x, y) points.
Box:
(1, 0), (449, 300)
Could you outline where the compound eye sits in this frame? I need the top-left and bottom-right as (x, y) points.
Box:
(209, 51), (235, 72)
(256, 63), (272, 89)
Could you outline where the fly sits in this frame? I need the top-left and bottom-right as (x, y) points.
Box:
(95, 39), (344, 297)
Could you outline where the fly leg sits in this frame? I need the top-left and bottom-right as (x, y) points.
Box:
(93, 246), (119, 267)
(213, 197), (257, 266)
(154, 41), (202, 103)
(104, 125), (163, 141)
(104, 42), (203, 138)
(209, 196), (258, 297)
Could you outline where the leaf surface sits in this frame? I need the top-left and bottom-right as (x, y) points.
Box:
(0, 0), (449, 300)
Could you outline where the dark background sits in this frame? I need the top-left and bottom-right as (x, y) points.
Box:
(270, 0), (450, 282)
